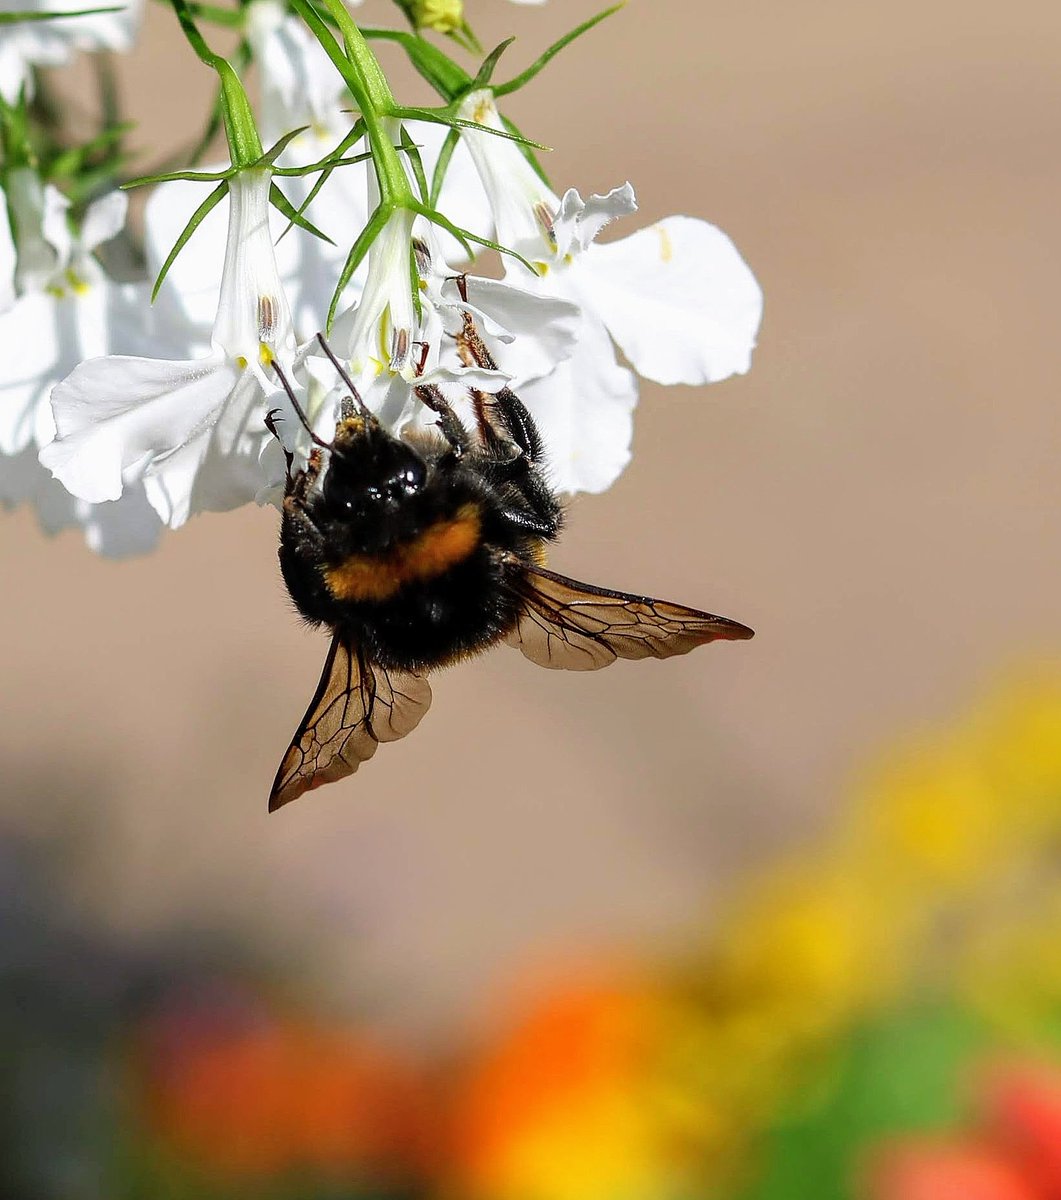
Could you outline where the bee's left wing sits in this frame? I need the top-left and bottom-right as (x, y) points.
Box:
(269, 633), (432, 811)
(505, 563), (753, 671)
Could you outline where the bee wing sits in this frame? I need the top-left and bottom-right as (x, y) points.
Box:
(505, 564), (754, 671)
(269, 634), (432, 811)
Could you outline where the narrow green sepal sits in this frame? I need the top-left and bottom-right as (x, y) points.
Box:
(268, 181), (334, 244)
(392, 106), (549, 151)
(326, 202), (391, 331)
(399, 124), (429, 204)
(428, 126), (458, 207)
(151, 178), (228, 302)
(258, 126), (313, 168)
(274, 125), (368, 242)
(493, 3), (624, 99)
(469, 37), (514, 91)
(273, 149), (373, 178)
(408, 241), (422, 324)
(411, 201), (537, 276)
(0, 5), (121, 23)
(273, 119), (367, 177)
(122, 166), (232, 189)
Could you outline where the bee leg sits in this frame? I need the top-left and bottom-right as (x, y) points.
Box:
(456, 315), (548, 467)
(495, 502), (561, 539)
(290, 447), (325, 505)
(415, 383), (471, 457)
(489, 386), (546, 466)
(265, 408), (295, 486)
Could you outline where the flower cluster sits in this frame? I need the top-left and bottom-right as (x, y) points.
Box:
(0, 0), (762, 556)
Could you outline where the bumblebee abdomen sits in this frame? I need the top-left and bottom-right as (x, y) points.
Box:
(352, 551), (521, 672)
(323, 502), (482, 604)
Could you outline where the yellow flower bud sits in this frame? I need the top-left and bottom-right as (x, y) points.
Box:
(413, 0), (463, 34)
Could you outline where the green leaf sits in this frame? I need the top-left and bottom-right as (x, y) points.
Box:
(151, 179), (228, 302)
(494, 3), (624, 99)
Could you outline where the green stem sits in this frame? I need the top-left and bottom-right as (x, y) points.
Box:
(168, 0), (262, 166)
(291, 0), (413, 209)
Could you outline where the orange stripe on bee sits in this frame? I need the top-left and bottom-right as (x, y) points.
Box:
(324, 503), (483, 603)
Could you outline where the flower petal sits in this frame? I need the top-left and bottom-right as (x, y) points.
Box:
(41, 353), (238, 505)
(451, 275), (581, 384)
(0, 291), (60, 454)
(578, 215), (763, 386)
(518, 312), (637, 494)
(79, 189), (129, 256)
(554, 183), (637, 258)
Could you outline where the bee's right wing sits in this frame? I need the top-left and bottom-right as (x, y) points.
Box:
(269, 634), (432, 811)
(505, 563), (754, 671)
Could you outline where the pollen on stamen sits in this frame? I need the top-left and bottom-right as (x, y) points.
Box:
(258, 294), (278, 342)
(393, 326), (411, 369)
(533, 202), (557, 250)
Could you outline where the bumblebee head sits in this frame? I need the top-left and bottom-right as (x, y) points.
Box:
(322, 423), (429, 524)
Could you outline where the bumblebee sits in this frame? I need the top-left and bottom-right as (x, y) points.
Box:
(267, 325), (753, 811)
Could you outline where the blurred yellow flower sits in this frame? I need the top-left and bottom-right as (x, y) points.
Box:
(443, 665), (1061, 1200)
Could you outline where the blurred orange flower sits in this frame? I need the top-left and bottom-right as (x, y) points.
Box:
(446, 971), (700, 1200)
(135, 987), (436, 1182)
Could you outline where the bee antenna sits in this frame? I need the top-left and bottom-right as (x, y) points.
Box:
(316, 333), (371, 418)
(271, 360), (333, 450)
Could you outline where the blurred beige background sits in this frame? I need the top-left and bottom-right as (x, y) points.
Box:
(2, 0), (1058, 1042)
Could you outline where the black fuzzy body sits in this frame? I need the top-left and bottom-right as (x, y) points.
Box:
(278, 407), (563, 674)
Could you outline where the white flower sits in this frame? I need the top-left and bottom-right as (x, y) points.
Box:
(0, 0), (142, 102)
(0, 172), (164, 553)
(320, 211), (510, 436)
(41, 167), (297, 529)
(246, 0), (348, 146)
(454, 89), (763, 493)
(413, 223), (581, 389)
(0, 177), (150, 456)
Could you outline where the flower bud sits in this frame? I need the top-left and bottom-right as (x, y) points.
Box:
(413, 0), (463, 34)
